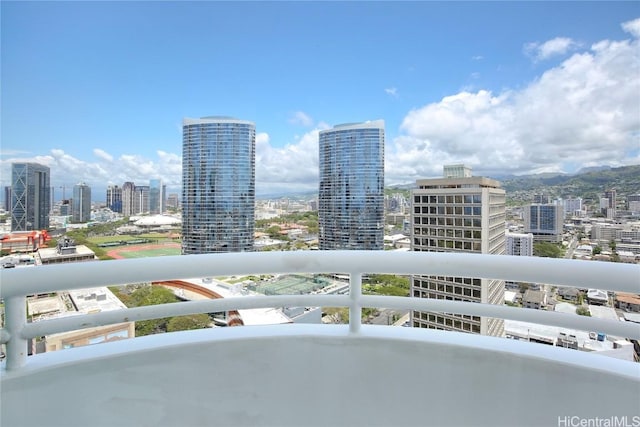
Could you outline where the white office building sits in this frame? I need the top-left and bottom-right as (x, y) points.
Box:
(506, 232), (534, 256)
(410, 167), (506, 337)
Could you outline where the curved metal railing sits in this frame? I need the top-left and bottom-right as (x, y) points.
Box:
(1, 251), (639, 371)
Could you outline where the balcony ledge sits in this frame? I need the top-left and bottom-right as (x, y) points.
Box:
(2, 324), (639, 427)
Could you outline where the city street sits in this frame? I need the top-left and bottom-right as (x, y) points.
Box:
(365, 309), (409, 326)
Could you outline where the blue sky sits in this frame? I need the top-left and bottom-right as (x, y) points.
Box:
(1, 1), (639, 198)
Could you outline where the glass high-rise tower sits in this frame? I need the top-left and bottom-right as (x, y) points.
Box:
(149, 179), (165, 215)
(318, 120), (385, 250)
(11, 162), (50, 231)
(72, 182), (91, 223)
(182, 116), (255, 254)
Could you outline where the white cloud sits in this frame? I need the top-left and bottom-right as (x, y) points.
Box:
(288, 111), (314, 127)
(93, 148), (113, 162)
(386, 30), (640, 185)
(471, 55), (484, 61)
(622, 17), (640, 38)
(385, 87), (398, 98)
(524, 37), (579, 62)
(255, 123), (331, 195)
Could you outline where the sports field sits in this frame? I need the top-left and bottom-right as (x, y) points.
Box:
(107, 243), (181, 259)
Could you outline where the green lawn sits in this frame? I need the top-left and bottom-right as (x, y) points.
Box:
(116, 247), (182, 258)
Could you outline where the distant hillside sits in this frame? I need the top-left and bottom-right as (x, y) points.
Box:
(255, 165), (640, 203)
(500, 165), (640, 203)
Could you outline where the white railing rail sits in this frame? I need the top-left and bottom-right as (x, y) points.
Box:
(2, 251), (639, 371)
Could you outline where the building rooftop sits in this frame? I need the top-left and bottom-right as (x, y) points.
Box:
(523, 289), (545, 304)
(415, 176), (502, 189)
(180, 278), (292, 326)
(616, 292), (640, 305)
(587, 289), (609, 301)
(504, 319), (620, 354)
(37, 245), (95, 262)
(69, 287), (128, 313)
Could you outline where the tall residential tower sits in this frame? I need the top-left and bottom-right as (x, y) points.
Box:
(318, 121), (385, 250)
(72, 182), (91, 223)
(182, 116), (256, 254)
(149, 179), (166, 215)
(410, 166), (505, 337)
(11, 163), (50, 231)
(106, 185), (122, 213)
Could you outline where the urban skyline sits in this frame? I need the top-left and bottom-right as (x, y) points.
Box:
(1, 3), (639, 196)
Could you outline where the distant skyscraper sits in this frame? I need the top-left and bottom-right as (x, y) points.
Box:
(628, 194), (640, 213)
(166, 193), (180, 210)
(4, 186), (11, 212)
(561, 197), (583, 217)
(149, 179), (165, 215)
(11, 163), (50, 231)
(318, 120), (385, 250)
(106, 185), (122, 213)
(524, 204), (564, 242)
(533, 194), (550, 204)
(410, 166), (505, 337)
(133, 185), (150, 214)
(72, 182), (91, 223)
(122, 182), (135, 217)
(60, 200), (71, 216)
(603, 189), (616, 217)
(182, 116), (256, 254)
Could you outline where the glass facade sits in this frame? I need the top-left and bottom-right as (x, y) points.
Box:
(149, 179), (164, 215)
(525, 204), (563, 237)
(182, 117), (255, 254)
(318, 121), (384, 250)
(11, 163), (50, 231)
(106, 185), (122, 213)
(72, 182), (91, 223)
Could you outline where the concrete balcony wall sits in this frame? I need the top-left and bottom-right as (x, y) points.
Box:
(2, 252), (639, 426)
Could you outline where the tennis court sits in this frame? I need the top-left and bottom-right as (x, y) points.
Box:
(255, 274), (331, 295)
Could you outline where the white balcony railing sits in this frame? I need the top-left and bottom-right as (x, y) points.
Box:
(2, 251), (639, 370)
(2, 251), (639, 427)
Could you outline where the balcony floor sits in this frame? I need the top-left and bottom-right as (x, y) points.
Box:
(2, 324), (639, 427)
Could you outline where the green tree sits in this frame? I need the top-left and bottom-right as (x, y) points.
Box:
(126, 286), (179, 337)
(533, 242), (564, 258)
(128, 286), (178, 307)
(593, 246), (602, 255)
(609, 240), (616, 251)
(576, 306), (591, 316)
(166, 314), (211, 332)
(266, 225), (282, 239)
(323, 307), (349, 323)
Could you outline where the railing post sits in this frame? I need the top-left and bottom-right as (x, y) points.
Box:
(5, 295), (28, 371)
(349, 272), (362, 334)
